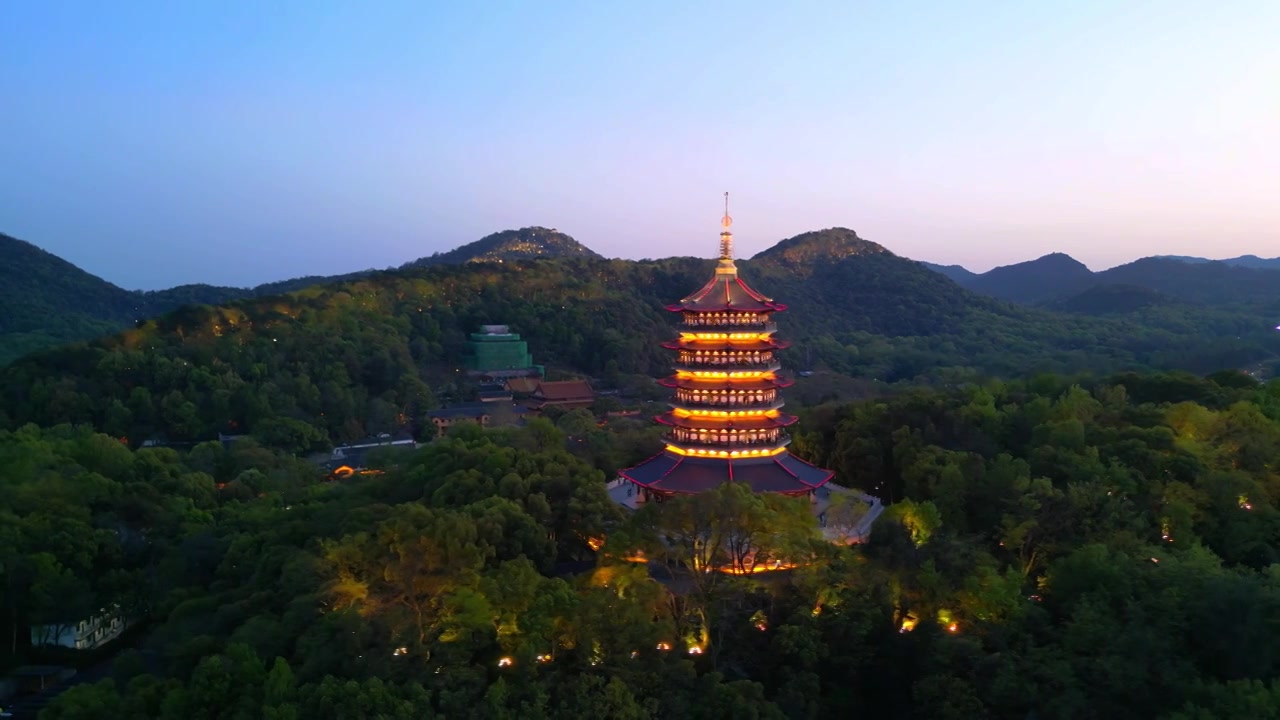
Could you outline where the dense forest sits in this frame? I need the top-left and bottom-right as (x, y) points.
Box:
(7, 372), (1280, 718)
(7, 227), (1280, 718)
(4, 230), (1279, 450)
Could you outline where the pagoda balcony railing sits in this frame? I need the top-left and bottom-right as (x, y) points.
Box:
(680, 321), (777, 334)
(670, 398), (784, 412)
(673, 359), (782, 373)
(665, 434), (792, 452)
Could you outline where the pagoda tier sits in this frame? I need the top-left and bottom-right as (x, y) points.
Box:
(616, 195), (835, 500)
(673, 358), (781, 374)
(681, 316), (778, 333)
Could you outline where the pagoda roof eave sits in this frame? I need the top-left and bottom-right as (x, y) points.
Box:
(618, 451), (834, 495)
(664, 274), (787, 313)
(666, 301), (787, 313)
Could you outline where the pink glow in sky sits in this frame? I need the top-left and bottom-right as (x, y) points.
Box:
(1, 1), (1278, 287)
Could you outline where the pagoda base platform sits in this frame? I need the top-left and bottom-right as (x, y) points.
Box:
(618, 450), (832, 496)
(605, 477), (883, 544)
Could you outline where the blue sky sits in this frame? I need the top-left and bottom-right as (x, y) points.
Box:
(2, 1), (1277, 288)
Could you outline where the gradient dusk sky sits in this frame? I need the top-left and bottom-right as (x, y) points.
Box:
(2, 1), (1277, 289)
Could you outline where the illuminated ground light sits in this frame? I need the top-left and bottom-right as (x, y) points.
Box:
(497, 657), (513, 667)
(656, 642), (671, 651)
(717, 560), (797, 575)
(688, 646), (704, 655)
(947, 623), (959, 633)
(392, 647), (408, 656)
(535, 654), (552, 663)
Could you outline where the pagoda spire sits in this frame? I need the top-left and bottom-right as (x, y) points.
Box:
(717, 191), (737, 277)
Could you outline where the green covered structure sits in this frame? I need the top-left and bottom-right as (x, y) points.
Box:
(466, 325), (542, 378)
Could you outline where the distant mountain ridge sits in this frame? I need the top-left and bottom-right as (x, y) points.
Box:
(8, 224), (1280, 447)
(928, 250), (1280, 316)
(962, 253), (1095, 305)
(7, 223), (1280, 379)
(1156, 254), (1280, 270)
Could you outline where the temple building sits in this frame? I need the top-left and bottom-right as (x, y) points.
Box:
(530, 379), (595, 410)
(616, 195), (835, 504)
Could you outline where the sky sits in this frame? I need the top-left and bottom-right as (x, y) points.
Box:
(2, 1), (1278, 289)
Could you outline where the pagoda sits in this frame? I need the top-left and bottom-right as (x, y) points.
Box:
(617, 195), (834, 503)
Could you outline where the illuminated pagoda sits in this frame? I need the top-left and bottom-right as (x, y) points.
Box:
(617, 194), (834, 503)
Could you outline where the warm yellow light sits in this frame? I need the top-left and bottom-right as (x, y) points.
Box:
(664, 444), (786, 458)
(675, 409), (774, 419)
(680, 332), (774, 342)
(675, 370), (774, 380)
(719, 562), (798, 575)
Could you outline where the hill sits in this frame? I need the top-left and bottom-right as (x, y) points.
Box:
(1157, 254), (1280, 270)
(960, 253), (1096, 304)
(0, 233), (151, 365)
(1098, 258), (1280, 308)
(410, 226), (602, 266)
(4, 227), (1278, 446)
(1048, 283), (1182, 315)
(1, 226), (600, 366)
(927, 251), (1280, 314)
(749, 227), (890, 267)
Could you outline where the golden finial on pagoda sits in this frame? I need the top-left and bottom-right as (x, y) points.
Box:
(718, 191), (734, 264)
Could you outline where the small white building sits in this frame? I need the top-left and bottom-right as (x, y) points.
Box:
(31, 608), (128, 651)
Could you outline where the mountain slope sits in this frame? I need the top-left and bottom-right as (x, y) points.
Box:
(0, 233), (146, 364)
(1, 227), (602, 366)
(4, 227), (1279, 445)
(1048, 283), (1182, 315)
(1098, 258), (1280, 307)
(0, 233), (389, 365)
(920, 262), (978, 285)
(410, 227), (602, 266)
(925, 250), (1280, 313)
(964, 253), (1096, 304)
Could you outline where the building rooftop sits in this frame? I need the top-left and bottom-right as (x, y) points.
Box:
(535, 380), (594, 401)
(505, 377), (541, 394)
